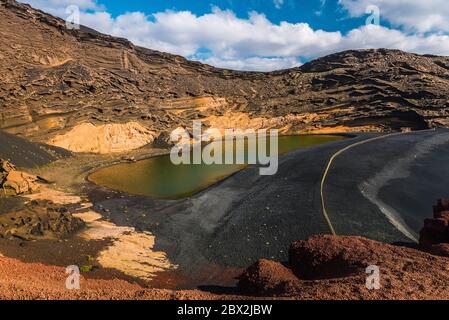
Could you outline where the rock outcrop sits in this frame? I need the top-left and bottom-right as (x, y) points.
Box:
(419, 198), (449, 257)
(237, 259), (301, 296)
(288, 236), (375, 280)
(1, 0), (449, 153)
(0, 200), (85, 240)
(0, 159), (40, 195)
(47, 122), (156, 153)
(238, 234), (449, 299)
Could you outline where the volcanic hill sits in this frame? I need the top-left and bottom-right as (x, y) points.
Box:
(1, 0), (449, 153)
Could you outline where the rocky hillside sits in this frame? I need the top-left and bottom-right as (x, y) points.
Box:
(237, 235), (449, 299)
(1, 0), (449, 152)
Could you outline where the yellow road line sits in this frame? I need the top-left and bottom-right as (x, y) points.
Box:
(319, 132), (405, 235)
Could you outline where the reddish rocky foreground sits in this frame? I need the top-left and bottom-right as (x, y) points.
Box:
(238, 235), (449, 299)
(1, 200), (449, 300)
(1, 233), (448, 300)
(0, 255), (229, 300)
(237, 199), (449, 299)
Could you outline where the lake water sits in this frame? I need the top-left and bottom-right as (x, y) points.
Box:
(89, 135), (344, 199)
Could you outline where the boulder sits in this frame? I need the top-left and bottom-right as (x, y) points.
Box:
(0, 159), (15, 173)
(0, 200), (85, 240)
(428, 243), (449, 258)
(433, 198), (449, 215)
(289, 235), (378, 280)
(419, 199), (449, 248)
(237, 259), (301, 296)
(434, 210), (449, 220)
(0, 159), (40, 195)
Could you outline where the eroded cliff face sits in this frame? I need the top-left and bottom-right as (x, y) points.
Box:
(47, 122), (156, 153)
(1, 0), (449, 153)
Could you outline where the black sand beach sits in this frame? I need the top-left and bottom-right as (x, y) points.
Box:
(0, 130), (70, 168)
(84, 129), (449, 286)
(3, 128), (449, 287)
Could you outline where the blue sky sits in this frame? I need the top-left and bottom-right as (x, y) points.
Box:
(102, 0), (366, 32)
(20, 0), (449, 71)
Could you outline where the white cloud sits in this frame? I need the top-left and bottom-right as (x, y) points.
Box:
(79, 8), (344, 61)
(198, 56), (301, 72)
(18, 1), (449, 71)
(341, 25), (449, 55)
(339, 0), (449, 33)
(273, 0), (284, 9)
(20, 0), (102, 17)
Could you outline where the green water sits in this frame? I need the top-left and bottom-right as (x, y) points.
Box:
(89, 135), (343, 199)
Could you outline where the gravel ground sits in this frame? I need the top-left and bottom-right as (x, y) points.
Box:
(0, 254), (227, 300)
(0, 130), (70, 168)
(89, 130), (449, 287)
(325, 129), (449, 242)
(5, 129), (447, 289)
(88, 134), (375, 285)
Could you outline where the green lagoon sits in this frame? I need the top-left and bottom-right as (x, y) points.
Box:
(89, 135), (344, 199)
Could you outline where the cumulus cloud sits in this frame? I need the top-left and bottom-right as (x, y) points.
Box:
(18, 1), (449, 71)
(199, 56), (301, 72)
(78, 9), (449, 64)
(339, 0), (449, 33)
(341, 25), (449, 55)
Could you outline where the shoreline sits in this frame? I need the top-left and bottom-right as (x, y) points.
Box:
(1, 130), (449, 298)
(3, 133), (376, 286)
(84, 132), (355, 200)
(2, 129), (445, 291)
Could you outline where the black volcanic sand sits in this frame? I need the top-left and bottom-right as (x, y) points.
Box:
(3, 129), (447, 288)
(325, 128), (449, 242)
(86, 129), (449, 287)
(85, 133), (376, 285)
(0, 130), (70, 168)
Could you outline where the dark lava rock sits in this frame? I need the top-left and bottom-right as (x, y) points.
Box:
(0, 200), (85, 240)
(419, 198), (449, 249)
(428, 243), (449, 258)
(433, 198), (449, 215)
(237, 259), (300, 296)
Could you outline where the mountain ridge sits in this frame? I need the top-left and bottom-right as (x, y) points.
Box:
(1, 0), (449, 152)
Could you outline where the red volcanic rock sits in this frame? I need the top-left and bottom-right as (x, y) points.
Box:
(434, 210), (449, 220)
(237, 259), (300, 296)
(433, 199), (449, 215)
(419, 199), (449, 248)
(429, 243), (449, 258)
(288, 235), (377, 280)
(238, 235), (449, 299)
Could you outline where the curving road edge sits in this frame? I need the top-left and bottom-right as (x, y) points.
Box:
(319, 131), (415, 235)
